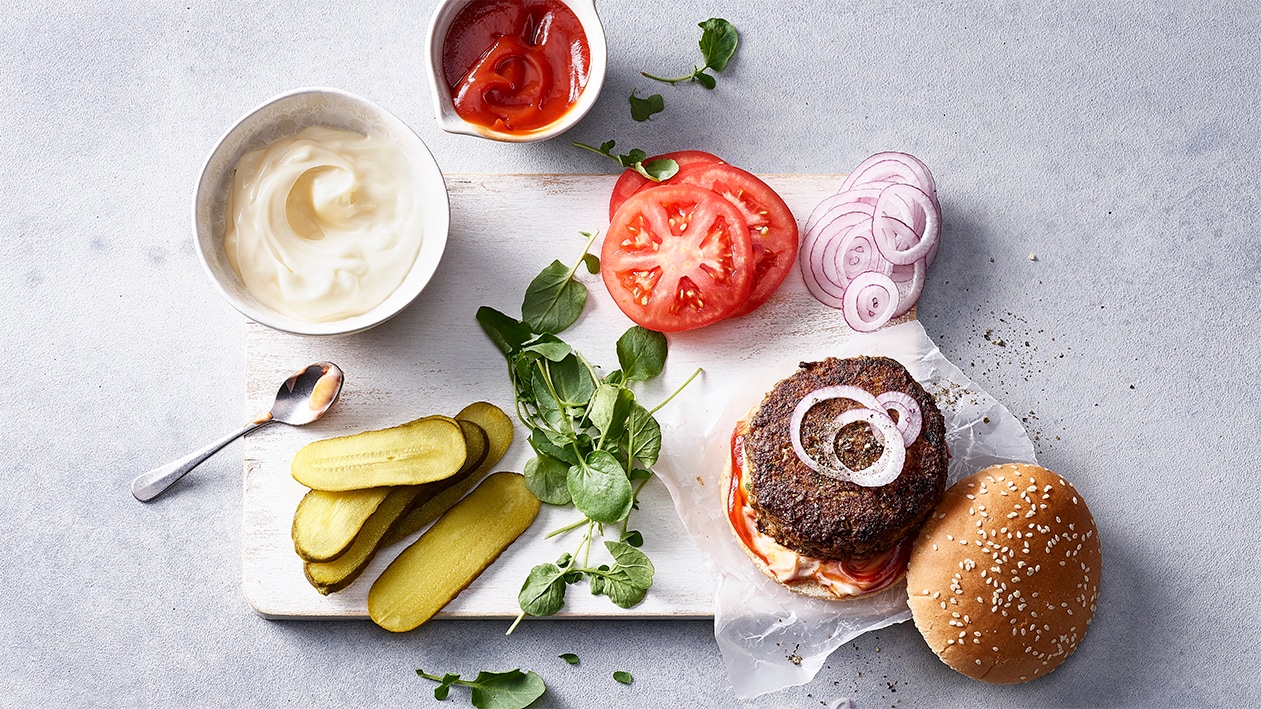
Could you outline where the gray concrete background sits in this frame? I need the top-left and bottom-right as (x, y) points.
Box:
(2, 0), (1257, 706)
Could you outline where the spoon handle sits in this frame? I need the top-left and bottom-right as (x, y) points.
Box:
(131, 419), (273, 502)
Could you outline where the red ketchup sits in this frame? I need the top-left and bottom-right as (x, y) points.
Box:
(442, 0), (591, 134)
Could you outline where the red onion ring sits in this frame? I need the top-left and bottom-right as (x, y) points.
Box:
(872, 184), (940, 266)
(815, 407), (906, 487)
(842, 271), (899, 332)
(875, 391), (923, 446)
(801, 212), (870, 307)
(839, 151), (937, 197)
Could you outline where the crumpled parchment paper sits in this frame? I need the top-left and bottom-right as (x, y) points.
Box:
(653, 319), (1036, 698)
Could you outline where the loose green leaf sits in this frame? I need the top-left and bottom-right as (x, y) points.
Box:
(572, 141), (679, 182)
(698, 18), (739, 72)
(639, 158), (679, 182)
(616, 326), (668, 381)
(567, 451), (633, 524)
(524, 454), (572, 505)
(477, 307), (532, 356)
(621, 530), (644, 548)
(559, 653), (580, 665)
(642, 18), (739, 89)
(581, 253), (600, 274)
(613, 671), (634, 685)
(518, 564), (568, 617)
(628, 467), (652, 482)
(522, 260), (587, 334)
(629, 89), (665, 122)
(468, 670), (547, 709)
(417, 669), (545, 709)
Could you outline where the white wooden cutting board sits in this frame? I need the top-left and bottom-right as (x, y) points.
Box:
(242, 173), (875, 619)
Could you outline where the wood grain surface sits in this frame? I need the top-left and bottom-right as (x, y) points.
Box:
(242, 174), (876, 619)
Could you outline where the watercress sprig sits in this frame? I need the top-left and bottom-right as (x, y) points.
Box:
(572, 140), (679, 181)
(641, 18), (739, 89)
(416, 667), (545, 709)
(476, 234), (700, 632)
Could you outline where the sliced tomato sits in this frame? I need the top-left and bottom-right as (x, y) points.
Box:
(666, 163), (799, 316)
(601, 183), (753, 332)
(607, 150), (724, 221)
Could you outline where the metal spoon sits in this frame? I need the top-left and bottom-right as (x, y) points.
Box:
(131, 362), (344, 502)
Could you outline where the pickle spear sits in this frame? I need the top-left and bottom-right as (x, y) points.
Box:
(304, 486), (420, 595)
(291, 487), (390, 562)
(291, 415), (467, 491)
(368, 472), (540, 632)
(381, 402), (514, 548)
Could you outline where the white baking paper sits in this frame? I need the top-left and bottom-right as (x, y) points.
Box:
(653, 319), (1036, 699)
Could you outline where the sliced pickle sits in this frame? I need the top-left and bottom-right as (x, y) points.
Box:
(291, 487), (390, 562)
(303, 486), (420, 595)
(368, 473), (539, 632)
(300, 419), (489, 594)
(380, 402), (515, 548)
(291, 415), (467, 491)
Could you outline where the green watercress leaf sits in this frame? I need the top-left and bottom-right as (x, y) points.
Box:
(522, 260), (587, 334)
(613, 671), (634, 685)
(640, 158), (678, 181)
(694, 72), (717, 90)
(567, 450), (633, 524)
(628, 467), (652, 482)
(621, 530), (644, 548)
(549, 354), (597, 408)
(524, 454), (572, 505)
(606, 540), (655, 589)
(582, 253), (600, 274)
(559, 653), (580, 665)
(477, 307), (532, 356)
(587, 383), (633, 443)
(629, 89), (665, 122)
(522, 335), (572, 362)
(518, 564), (567, 617)
(467, 669), (546, 709)
(530, 429), (580, 466)
(616, 326), (667, 381)
(623, 402), (663, 468)
(698, 18), (739, 72)
(572, 141), (679, 182)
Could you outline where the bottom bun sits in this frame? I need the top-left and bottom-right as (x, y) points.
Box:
(906, 463), (1101, 684)
(721, 423), (908, 602)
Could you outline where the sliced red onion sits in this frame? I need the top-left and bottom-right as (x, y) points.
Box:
(811, 407), (906, 487)
(890, 259), (925, 318)
(803, 182), (890, 235)
(800, 152), (940, 329)
(872, 184), (940, 266)
(842, 271), (899, 332)
(839, 151), (937, 197)
(875, 391), (922, 446)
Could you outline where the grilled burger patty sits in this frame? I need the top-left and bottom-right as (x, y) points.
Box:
(745, 356), (949, 559)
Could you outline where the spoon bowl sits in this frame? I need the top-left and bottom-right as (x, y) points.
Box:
(131, 362), (344, 502)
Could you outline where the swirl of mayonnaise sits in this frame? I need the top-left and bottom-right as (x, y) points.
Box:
(224, 126), (423, 323)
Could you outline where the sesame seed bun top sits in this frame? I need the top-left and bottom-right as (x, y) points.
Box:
(906, 463), (1101, 684)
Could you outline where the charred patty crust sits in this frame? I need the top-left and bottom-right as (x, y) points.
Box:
(746, 356), (949, 559)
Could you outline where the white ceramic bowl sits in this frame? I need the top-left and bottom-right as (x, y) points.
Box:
(194, 87), (450, 336)
(424, 0), (607, 142)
